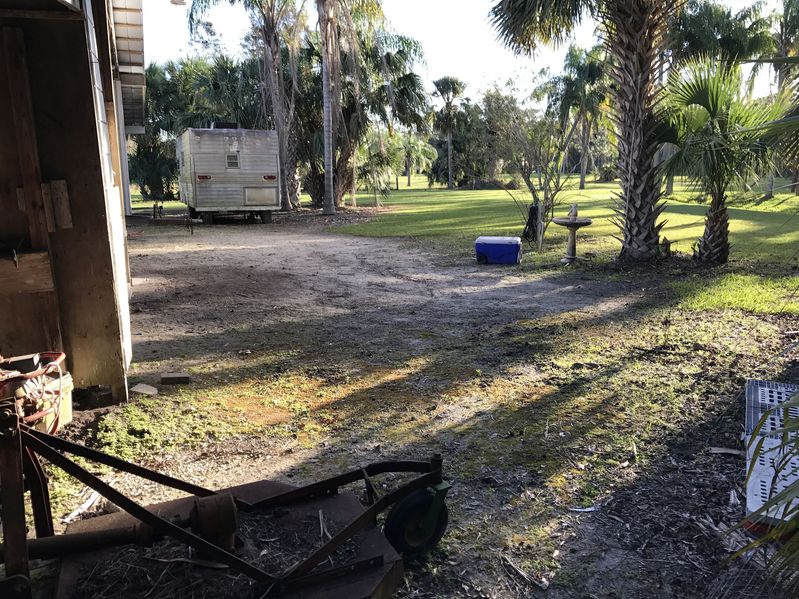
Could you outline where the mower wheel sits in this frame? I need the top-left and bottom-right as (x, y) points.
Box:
(384, 489), (448, 558)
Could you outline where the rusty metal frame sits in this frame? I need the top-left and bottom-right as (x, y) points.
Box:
(1, 419), (446, 594)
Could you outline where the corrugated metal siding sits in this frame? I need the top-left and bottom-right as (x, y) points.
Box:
(193, 154), (278, 176)
(177, 129), (280, 210)
(112, 0), (145, 130)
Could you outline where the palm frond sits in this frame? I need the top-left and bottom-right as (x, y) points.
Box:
(489, 0), (593, 55)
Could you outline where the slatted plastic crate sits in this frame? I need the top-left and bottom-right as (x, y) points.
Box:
(744, 379), (799, 522)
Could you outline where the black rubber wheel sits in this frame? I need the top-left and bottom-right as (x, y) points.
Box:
(476, 254), (488, 265)
(259, 210), (273, 223)
(384, 490), (448, 559)
(200, 212), (214, 225)
(188, 207), (198, 219)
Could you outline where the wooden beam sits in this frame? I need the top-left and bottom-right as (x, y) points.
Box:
(16, 182), (73, 229)
(0, 10), (83, 21)
(40, 182), (56, 233)
(3, 27), (62, 350)
(5, 29), (50, 249)
(50, 180), (73, 229)
(0, 252), (54, 295)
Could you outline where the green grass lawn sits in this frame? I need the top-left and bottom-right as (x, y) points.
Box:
(339, 175), (799, 313)
(339, 175), (798, 263)
(131, 188), (185, 213)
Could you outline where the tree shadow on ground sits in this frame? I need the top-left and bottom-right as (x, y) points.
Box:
(78, 225), (799, 598)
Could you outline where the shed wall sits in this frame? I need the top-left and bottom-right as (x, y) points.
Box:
(0, 8), (129, 398)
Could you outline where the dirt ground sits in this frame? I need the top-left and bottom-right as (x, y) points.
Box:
(60, 211), (797, 598)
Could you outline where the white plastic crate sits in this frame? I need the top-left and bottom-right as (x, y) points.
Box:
(744, 380), (799, 521)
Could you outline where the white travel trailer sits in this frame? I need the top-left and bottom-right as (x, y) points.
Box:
(177, 128), (281, 223)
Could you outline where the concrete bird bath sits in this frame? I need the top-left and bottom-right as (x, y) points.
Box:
(552, 204), (593, 265)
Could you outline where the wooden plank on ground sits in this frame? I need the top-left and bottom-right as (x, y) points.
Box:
(0, 252), (54, 295)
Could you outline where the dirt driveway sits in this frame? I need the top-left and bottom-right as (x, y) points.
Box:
(79, 213), (790, 598)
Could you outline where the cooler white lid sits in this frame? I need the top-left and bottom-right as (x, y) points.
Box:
(475, 236), (521, 244)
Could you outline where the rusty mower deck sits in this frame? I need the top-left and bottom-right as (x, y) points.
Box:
(0, 353), (451, 599)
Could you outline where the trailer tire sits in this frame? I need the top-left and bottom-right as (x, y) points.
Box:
(200, 212), (214, 225)
(384, 489), (448, 559)
(259, 211), (273, 224)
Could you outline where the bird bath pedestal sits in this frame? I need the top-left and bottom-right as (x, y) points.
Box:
(552, 205), (592, 265)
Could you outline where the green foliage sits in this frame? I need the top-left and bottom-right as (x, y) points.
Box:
(661, 57), (787, 262)
(662, 58), (785, 196)
(673, 0), (776, 66)
(298, 25), (428, 207)
(432, 76), (466, 136)
(356, 130), (403, 203)
(774, 0), (799, 88)
(94, 396), (226, 461)
(488, 0), (592, 53)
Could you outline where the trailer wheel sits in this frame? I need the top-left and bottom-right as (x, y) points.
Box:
(384, 490), (448, 559)
(259, 211), (273, 224)
(200, 212), (214, 225)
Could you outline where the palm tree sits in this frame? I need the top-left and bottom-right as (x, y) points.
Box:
(316, 0), (338, 215)
(295, 21), (427, 208)
(402, 134), (437, 187)
(672, 1), (775, 67)
(661, 57), (786, 263)
(560, 45), (608, 190)
(490, 0), (681, 261)
(774, 0), (799, 89)
(433, 77), (466, 190)
(190, 0), (305, 211)
(764, 1), (799, 197)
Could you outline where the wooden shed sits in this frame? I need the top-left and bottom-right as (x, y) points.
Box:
(0, 0), (144, 401)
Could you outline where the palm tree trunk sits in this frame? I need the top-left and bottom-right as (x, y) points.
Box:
(579, 118), (589, 190)
(262, 37), (292, 211)
(318, 0), (335, 215)
(350, 147), (357, 207)
(765, 174), (775, 199)
(447, 131), (453, 189)
(697, 194), (729, 264)
(606, 0), (670, 261)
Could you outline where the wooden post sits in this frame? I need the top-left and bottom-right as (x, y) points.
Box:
(0, 430), (29, 577)
(3, 27), (63, 350)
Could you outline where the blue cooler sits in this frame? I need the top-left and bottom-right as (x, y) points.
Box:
(475, 236), (522, 265)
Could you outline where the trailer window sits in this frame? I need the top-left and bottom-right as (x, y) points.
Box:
(226, 153), (240, 169)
